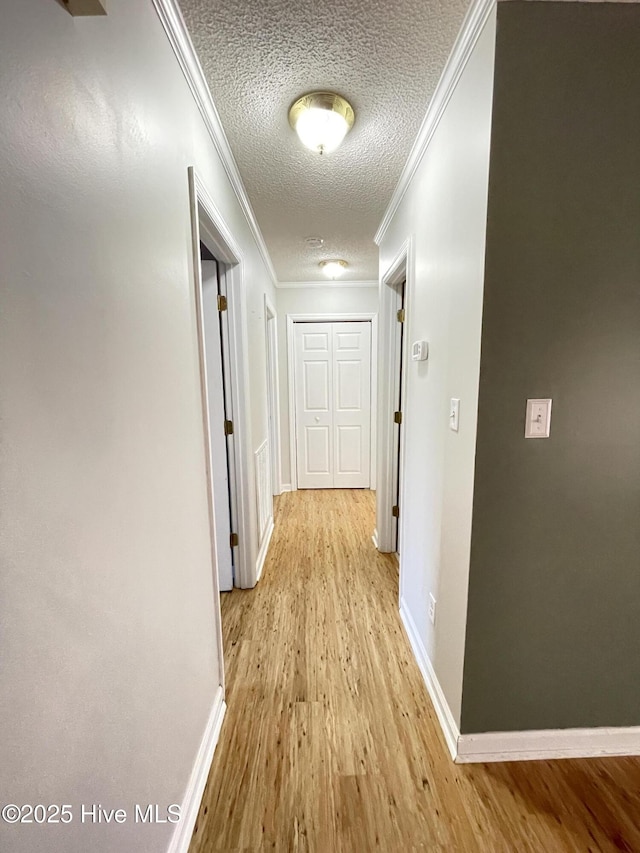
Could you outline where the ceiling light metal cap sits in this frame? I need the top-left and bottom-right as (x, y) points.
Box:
(320, 259), (349, 279)
(289, 92), (355, 154)
(288, 92), (355, 131)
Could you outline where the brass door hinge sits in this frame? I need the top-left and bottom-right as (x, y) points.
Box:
(217, 294), (228, 312)
(224, 420), (234, 436)
(230, 532), (239, 547)
(392, 505), (400, 518)
(394, 411), (403, 425)
(397, 309), (405, 323)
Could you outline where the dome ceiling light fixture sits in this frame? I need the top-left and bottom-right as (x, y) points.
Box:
(320, 259), (348, 280)
(289, 92), (355, 155)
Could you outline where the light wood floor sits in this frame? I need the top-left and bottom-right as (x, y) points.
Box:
(189, 490), (640, 852)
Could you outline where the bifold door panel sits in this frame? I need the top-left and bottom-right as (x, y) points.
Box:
(294, 322), (371, 489)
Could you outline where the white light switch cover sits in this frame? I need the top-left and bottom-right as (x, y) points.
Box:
(525, 398), (552, 438)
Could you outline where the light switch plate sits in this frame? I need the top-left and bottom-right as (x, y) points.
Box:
(449, 398), (460, 432)
(525, 398), (552, 438)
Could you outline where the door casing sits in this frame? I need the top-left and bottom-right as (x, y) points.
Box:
(264, 294), (282, 496)
(286, 312), (377, 492)
(188, 167), (257, 594)
(376, 237), (414, 565)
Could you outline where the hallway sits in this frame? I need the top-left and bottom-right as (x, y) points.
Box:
(189, 491), (640, 852)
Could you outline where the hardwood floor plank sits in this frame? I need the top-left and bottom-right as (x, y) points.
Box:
(189, 490), (640, 853)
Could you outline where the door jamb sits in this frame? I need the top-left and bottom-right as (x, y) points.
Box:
(286, 312), (378, 492)
(377, 238), (414, 556)
(264, 294), (282, 496)
(188, 166), (256, 592)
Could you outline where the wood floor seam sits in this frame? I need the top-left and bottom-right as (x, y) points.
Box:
(189, 490), (640, 853)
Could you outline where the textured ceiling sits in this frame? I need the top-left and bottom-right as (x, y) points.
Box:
(179, 0), (470, 281)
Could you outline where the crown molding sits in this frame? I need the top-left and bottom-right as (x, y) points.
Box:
(276, 280), (378, 290)
(151, 0), (278, 285)
(375, 0), (497, 246)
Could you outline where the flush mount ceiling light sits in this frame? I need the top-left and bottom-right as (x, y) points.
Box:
(320, 260), (348, 279)
(289, 92), (355, 155)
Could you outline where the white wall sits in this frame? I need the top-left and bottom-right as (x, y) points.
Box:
(276, 286), (379, 489)
(0, 2), (275, 851)
(378, 11), (496, 726)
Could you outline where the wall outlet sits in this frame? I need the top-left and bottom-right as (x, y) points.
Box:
(428, 593), (436, 625)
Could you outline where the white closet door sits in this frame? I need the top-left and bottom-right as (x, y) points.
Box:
(333, 322), (371, 488)
(294, 323), (334, 488)
(294, 321), (371, 489)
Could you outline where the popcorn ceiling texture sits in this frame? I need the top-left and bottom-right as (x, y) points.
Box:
(179, 0), (470, 281)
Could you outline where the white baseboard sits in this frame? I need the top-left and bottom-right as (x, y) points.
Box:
(457, 726), (640, 764)
(399, 599), (459, 760)
(255, 516), (274, 583)
(399, 599), (640, 764)
(372, 528), (379, 549)
(167, 686), (226, 853)
(280, 483), (293, 493)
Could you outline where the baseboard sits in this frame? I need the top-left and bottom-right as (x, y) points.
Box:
(255, 516), (274, 582)
(399, 599), (459, 760)
(280, 483), (293, 493)
(399, 602), (640, 765)
(167, 686), (226, 853)
(457, 726), (640, 764)
(372, 528), (379, 549)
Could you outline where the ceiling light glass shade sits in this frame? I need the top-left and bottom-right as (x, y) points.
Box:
(320, 260), (348, 279)
(289, 92), (355, 155)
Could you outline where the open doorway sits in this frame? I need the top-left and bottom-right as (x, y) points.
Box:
(390, 280), (406, 557)
(188, 167), (255, 591)
(200, 245), (236, 591)
(376, 240), (412, 573)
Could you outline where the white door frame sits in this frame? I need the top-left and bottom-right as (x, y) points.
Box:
(376, 237), (414, 557)
(287, 312), (378, 492)
(264, 295), (282, 496)
(188, 166), (256, 592)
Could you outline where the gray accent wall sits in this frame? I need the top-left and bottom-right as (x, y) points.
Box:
(461, 1), (640, 733)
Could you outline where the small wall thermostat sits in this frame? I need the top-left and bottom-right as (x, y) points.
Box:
(411, 340), (429, 361)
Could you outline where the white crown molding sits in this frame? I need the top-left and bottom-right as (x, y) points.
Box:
(276, 280), (379, 289)
(151, 0), (278, 285)
(375, 0), (497, 245)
